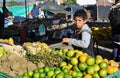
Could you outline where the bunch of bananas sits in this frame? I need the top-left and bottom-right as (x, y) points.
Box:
(92, 27), (112, 41)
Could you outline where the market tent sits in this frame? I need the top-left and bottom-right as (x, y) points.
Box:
(37, 1), (71, 15)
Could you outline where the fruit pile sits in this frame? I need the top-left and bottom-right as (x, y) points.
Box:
(0, 38), (14, 45)
(23, 42), (51, 55)
(20, 48), (120, 78)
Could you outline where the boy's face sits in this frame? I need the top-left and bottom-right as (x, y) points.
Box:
(74, 16), (87, 29)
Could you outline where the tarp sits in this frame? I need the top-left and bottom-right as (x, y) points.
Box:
(37, 1), (71, 15)
(0, 5), (33, 17)
(76, 0), (96, 5)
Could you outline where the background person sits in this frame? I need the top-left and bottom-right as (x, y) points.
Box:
(38, 7), (45, 19)
(108, 0), (120, 61)
(62, 9), (95, 57)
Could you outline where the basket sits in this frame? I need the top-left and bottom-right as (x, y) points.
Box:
(105, 71), (120, 78)
(0, 72), (19, 78)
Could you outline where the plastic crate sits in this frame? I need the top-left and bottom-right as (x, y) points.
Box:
(105, 71), (120, 78)
(0, 72), (19, 78)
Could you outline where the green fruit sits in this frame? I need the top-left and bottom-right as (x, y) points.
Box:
(99, 62), (108, 69)
(71, 71), (78, 77)
(27, 70), (33, 77)
(47, 70), (54, 77)
(87, 66), (94, 74)
(33, 72), (39, 78)
(93, 72), (100, 78)
(44, 66), (50, 73)
(38, 68), (44, 73)
(79, 62), (88, 71)
(86, 57), (95, 65)
(63, 68), (69, 74)
(39, 72), (46, 78)
(77, 71), (83, 77)
(67, 49), (75, 58)
(99, 69), (107, 77)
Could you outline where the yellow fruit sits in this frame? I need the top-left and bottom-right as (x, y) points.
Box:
(107, 66), (114, 74)
(79, 55), (88, 62)
(113, 66), (119, 73)
(60, 61), (67, 68)
(8, 38), (14, 45)
(75, 51), (83, 58)
(70, 57), (78, 65)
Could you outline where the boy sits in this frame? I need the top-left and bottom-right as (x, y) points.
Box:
(62, 9), (95, 57)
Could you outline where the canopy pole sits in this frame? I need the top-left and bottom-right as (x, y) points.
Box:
(1, 0), (6, 38)
(25, 0), (27, 19)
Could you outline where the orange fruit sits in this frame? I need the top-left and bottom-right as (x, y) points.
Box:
(70, 57), (78, 65)
(68, 70), (73, 75)
(113, 66), (119, 73)
(75, 51), (83, 58)
(107, 66), (114, 74)
(79, 55), (88, 62)
(84, 74), (92, 78)
(86, 57), (95, 66)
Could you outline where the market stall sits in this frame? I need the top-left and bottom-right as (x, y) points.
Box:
(0, 38), (120, 78)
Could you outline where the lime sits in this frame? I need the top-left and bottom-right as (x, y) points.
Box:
(33, 72), (39, 78)
(79, 62), (88, 71)
(44, 66), (50, 73)
(38, 68), (44, 73)
(27, 70), (33, 77)
(71, 71), (78, 77)
(47, 70), (54, 77)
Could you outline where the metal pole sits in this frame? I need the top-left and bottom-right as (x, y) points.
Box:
(25, 0), (27, 19)
(2, 0), (6, 38)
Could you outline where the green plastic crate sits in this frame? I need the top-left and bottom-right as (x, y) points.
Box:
(0, 72), (19, 78)
(105, 71), (120, 78)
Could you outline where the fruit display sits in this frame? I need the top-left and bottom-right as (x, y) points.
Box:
(0, 37), (120, 78)
(23, 42), (51, 55)
(2, 44), (27, 57)
(21, 48), (120, 78)
(0, 37), (14, 45)
(25, 48), (65, 67)
(0, 53), (37, 76)
(92, 26), (112, 41)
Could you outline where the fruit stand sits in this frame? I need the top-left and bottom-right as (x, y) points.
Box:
(0, 37), (120, 78)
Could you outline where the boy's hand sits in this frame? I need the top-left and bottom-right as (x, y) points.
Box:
(62, 38), (70, 43)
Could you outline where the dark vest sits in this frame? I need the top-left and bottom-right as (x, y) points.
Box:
(71, 30), (95, 57)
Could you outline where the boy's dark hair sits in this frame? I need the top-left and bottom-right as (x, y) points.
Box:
(73, 9), (87, 20)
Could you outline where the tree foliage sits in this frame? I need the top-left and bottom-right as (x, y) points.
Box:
(64, 0), (77, 5)
(7, 0), (24, 6)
